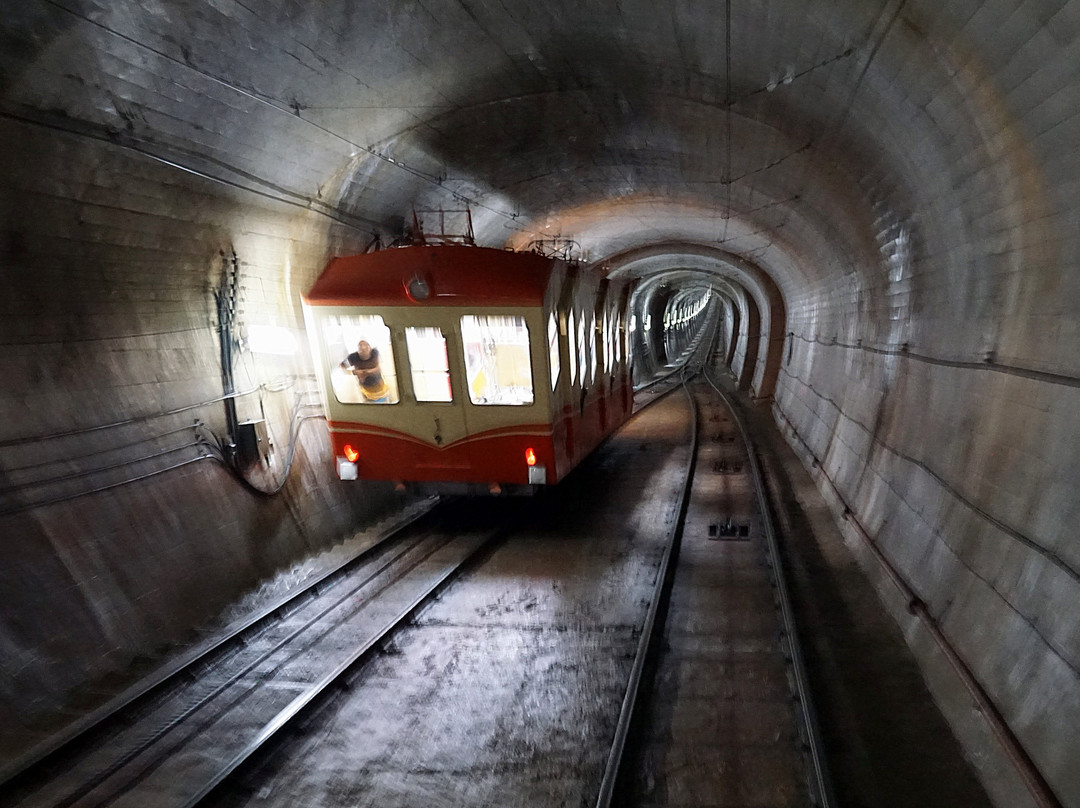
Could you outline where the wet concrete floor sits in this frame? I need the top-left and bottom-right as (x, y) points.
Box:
(213, 393), (695, 807)
(622, 379), (809, 807)
(189, 374), (992, 808)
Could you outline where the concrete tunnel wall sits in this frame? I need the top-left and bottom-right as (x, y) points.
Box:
(1, 2), (1079, 805)
(606, 246), (786, 400)
(0, 119), (402, 730)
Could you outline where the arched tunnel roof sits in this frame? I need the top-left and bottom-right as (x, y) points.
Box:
(3, 3), (1080, 806)
(8, 0), (1070, 342)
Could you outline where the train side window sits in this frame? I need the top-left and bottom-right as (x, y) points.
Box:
(460, 315), (534, 406)
(547, 312), (560, 390)
(570, 308), (578, 384)
(603, 310), (613, 373)
(588, 313), (597, 384)
(611, 310), (619, 368)
(405, 327), (452, 402)
(615, 311), (624, 365)
(324, 314), (399, 404)
(577, 312), (587, 384)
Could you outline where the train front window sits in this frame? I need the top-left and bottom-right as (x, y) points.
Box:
(460, 315), (534, 406)
(323, 314), (399, 404)
(405, 327), (452, 402)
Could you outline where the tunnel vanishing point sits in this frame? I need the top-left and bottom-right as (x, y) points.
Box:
(1, 2), (1078, 806)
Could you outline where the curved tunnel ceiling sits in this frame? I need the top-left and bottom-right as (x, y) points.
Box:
(304, 0), (1026, 314)
(5, 2), (1080, 803)
(7, 0), (1058, 352)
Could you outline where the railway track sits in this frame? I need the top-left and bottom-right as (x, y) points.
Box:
(1, 499), (522, 808)
(596, 361), (836, 807)
(4, 358), (698, 807)
(4, 307), (830, 808)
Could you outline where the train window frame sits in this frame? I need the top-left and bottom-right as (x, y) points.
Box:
(588, 313), (597, 384)
(404, 326), (453, 403)
(616, 310), (624, 366)
(567, 310), (578, 386)
(547, 311), (560, 391)
(603, 310), (613, 374)
(323, 314), (399, 405)
(576, 311), (587, 386)
(460, 314), (535, 406)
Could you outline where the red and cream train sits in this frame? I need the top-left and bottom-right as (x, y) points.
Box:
(302, 241), (634, 491)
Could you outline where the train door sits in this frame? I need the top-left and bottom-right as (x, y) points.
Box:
(393, 316), (473, 477)
(457, 310), (539, 483)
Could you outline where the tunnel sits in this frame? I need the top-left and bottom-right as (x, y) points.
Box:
(1, 2), (1078, 806)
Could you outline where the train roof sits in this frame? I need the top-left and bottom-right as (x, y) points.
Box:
(303, 244), (560, 307)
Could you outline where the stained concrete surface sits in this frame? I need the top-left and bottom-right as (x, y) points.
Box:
(4, 2), (1080, 803)
(728, 376), (998, 808)
(624, 380), (808, 808)
(209, 393), (693, 807)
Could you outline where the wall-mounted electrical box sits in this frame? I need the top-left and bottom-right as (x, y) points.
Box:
(237, 419), (271, 466)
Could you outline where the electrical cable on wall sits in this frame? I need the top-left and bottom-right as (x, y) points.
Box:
(0, 250), (320, 513)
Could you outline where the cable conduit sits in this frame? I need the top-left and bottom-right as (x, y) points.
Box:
(774, 365), (1080, 589)
(789, 332), (1080, 389)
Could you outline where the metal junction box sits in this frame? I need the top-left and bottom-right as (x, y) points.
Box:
(237, 419), (271, 466)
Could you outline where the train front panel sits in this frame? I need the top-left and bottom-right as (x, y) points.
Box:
(304, 302), (560, 487)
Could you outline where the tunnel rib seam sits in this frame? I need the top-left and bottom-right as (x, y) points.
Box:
(775, 364), (1080, 587)
(791, 332), (1080, 388)
(771, 382), (1080, 680)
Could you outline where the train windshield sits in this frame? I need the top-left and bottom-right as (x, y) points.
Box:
(405, 327), (453, 402)
(460, 315), (534, 406)
(323, 314), (399, 404)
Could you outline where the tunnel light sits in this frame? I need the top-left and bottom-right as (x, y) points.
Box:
(343, 444), (359, 462)
(525, 447), (537, 467)
(246, 325), (298, 355)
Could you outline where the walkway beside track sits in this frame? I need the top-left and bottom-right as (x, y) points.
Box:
(705, 367), (993, 808)
(620, 377), (815, 807)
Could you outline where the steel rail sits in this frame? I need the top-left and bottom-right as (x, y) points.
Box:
(703, 367), (837, 808)
(632, 302), (719, 395)
(0, 499), (440, 791)
(595, 364), (701, 808)
(181, 514), (523, 807)
(48, 523), (459, 808)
